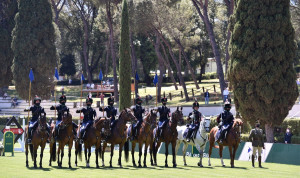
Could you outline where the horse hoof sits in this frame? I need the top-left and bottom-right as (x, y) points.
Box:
(40, 166), (43, 168)
(173, 164), (177, 168)
(102, 164), (105, 167)
(119, 165), (123, 168)
(133, 163), (136, 167)
(138, 165), (142, 168)
(69, 166), (72, 169)
(165, 164), (168, 168)
(151, 163), (154, 166)
(222, 164), (226, 167)
(110, 165), (113, 168)
(75, 164), (77, 167)
(208, 164), (211, 166)
(144, 165), (147, 168)
(96, 165), (100, 169)
(26, 165), (29, 168)
(231, 165), (234, 168)
(184, 164), (187, 166)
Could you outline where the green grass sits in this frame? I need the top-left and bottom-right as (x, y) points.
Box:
(0, 150), (299, 178)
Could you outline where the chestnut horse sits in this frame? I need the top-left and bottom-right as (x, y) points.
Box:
(75, 117), (111, 168)
(208, 119), (243, 168)
(126, 109), (157, 167)
(49, 113), (73, 168)
(153, 107), (184, 167)
(25, 114), (48, 168)
(102, 108), (136, 168)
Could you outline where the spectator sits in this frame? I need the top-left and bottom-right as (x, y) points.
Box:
(11, 96), (18, 108)
(3, 92), (8, 99)
(86, 83), (91, 89)
(284, 128), (293, 144)
(61, 86), (64, 95)
(91, 83), (95, 89)
(69, 78), (72, 84)
(204, 90), (210, 105)
(88, 92), (92, 99)
(297, 79), (300, 85)
(249, 123), (265, 168)
(100, 93), (104, 105)
(223, 88), (229, 102)
(227, 95), (232, 103)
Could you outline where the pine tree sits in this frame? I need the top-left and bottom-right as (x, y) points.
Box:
(119, 0), (132, 110)
(11, 0), (57, 99)
(229, 0), (298, 142)
(0, 0), (18, 87)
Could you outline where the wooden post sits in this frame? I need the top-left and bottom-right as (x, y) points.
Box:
(202, 87), (205, 93)
(192, 88), (195, 97)
(169, 93), (172, 101)
(181, 91), (183, 98)
(213, 85), (216, 92)
(101, 80), (104, 117)
(156, 84), (158, 107)
(27, 81), (31, 126)
(54, 85), (56, 120)
(80, 80), (83, 124)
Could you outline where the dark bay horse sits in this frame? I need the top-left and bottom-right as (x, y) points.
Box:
(102, 108), (136, 167)
(49, 113), (73, 168)
(208, 119), (243, 168)
(75, 117), (111, 168)
(127, 109), (157, 167)
(25, 114), (48, 168)
(153, 107), (184, 167)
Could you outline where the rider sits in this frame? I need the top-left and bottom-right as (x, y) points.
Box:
(156, 97), (171, 141)
(50, 95), (78, 140)
(99, 96), (117, 128)
(76, 97), (97, 144)
(130, 96), (145, 140)
(186, 101), (202, 142)
(24, 96), (50, 144)
(216, 100), (234, 144)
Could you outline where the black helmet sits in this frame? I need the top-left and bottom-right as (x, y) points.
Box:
(86, 97), (93, 103)
(59, 95), (67, 103)
(135, 96), (142, 104)
(224, 101), (231, 110)
(192, 101), (199, 108)
(108, 96), (114, 106)
(161, 97), (167, 103)
(33, 95), (41, 104)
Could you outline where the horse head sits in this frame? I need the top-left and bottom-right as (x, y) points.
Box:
(171, 106), (184, 125)
(60, 113), (72, 128)
(201, 117), (211, 132)
(148, 108), (158, 129)
(121, 108), (136, 123)
(38, 114), (47, 131)
(233, 118), (243, 136)
(95, 117), (111, 137)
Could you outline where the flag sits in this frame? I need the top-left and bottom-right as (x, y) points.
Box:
(55, 68), (59, 80)
(29, 69), (34, 82)
(135, 71), (139, 81)
(153, 73), (158, 86)
(81, 74), (85, 82)
(247, 147), (251, 153)
(99, 70), (103, 81)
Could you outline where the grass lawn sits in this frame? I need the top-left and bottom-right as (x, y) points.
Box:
(0, 149), (299, 178)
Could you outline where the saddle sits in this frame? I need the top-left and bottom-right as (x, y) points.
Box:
(183, 127), (197, 141)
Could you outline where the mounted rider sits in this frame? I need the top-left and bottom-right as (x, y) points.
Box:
(130, 96), (145, 140)
(216, 100), (234, 144)
(24, 96), (50, 144)
(50, 95), (78, 140)
(186, 101), (202, 142)
(156, 97), (171, 141)
(99, 96), (117, 128)
(76, 97), (97, 144)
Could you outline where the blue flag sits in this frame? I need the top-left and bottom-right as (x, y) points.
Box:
(29, 69), (34, 82)
(81, 74), (85, 82)
(247, 147), (251, 153)
(153, 73), (158, 86)
(55, 68), (59, 80)
(135, 71), (139, 81)
(99, 70), (103, 81)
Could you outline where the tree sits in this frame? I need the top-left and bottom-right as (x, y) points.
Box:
(229, 0), (298, 142)
(119, 0), (131, 110)
(0, 0), (17, 88)
(59, 54), (76, 77)
(11, 0), (57, 99)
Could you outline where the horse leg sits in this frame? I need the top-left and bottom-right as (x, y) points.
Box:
(75, 142), (78, 167)
(118, 143), (123, 168)
(102, 142), (107, 167)
(131, 141), (136, 167)
(138, 142), (143, 167)
(96, 147), (99, 168)
(40, 145), (45, 168)
(88, 147), (91, 168)
(25, 143), (29, 167)
(33, 145), (38, 168)
(57, 144), (61, 167)
(109, 144), (114, 167)
(219, 145), (225, 167)
(165, 142), (169, 167)
(208, 144), (213, 166)
(232, 145), (238, 168)
(149, 140), (154, 166)
(196, 145), (204, 167)
(68, 143), (72, 168)
(61, 147), (64, 168)
(172, 141), (177, 168)
(84, 147), (89, 167)
(228, 146), (234, 168)
(154, 141), (161, 166)
(143, 143), (148, 168)
(182, 142), (188, 166)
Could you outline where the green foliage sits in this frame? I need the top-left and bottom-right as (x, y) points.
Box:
(11, 0), (57, 99)
(59, 54), (76, 77)
(0, 0), (18, 87)
(119, 0), (131, 110)
(229, 0), (298, 135)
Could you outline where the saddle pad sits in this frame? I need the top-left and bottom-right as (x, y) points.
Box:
(215, 129), (221, 140)
(183, 128), (189, 139)
(127, 125), (132, 137)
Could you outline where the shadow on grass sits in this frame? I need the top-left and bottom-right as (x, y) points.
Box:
(51, 166), (79, 170)
(26, 167), (51, 171)
(214, 165), (248, 170)
(155, 165), (189, 170)
(184, 165), (214, 169)
(126, 165), (157, 170)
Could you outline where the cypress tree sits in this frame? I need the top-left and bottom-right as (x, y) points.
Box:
(119, 0), (132, 110)
(0, 0), (18, 87)
(11, 0), (57, 99)
(229, 0), (298, 142)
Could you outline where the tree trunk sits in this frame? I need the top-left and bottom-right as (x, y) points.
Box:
(178, 48), (182, 86)
(199, 63), (206, 83)
(106, 2), (119, 101)
(192, 0), (226, 92)
(175, 38), (200, 89)
(155, 35), (166, 102)
(160, 40), (178, 90)
(130, 32), (138, 96)
(156, 30), (189, 101)
(224, 0), (234, 77)
(265, 123), (274, 143)
(105, 40), (110, 79)
(82, 19), (93, 83)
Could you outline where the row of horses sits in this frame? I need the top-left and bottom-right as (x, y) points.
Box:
(25, 107), (243, 169)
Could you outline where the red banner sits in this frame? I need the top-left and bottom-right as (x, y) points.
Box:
(2, 128), (24, 135)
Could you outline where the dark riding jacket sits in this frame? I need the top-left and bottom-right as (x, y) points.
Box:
(131, 104), (145, 122)
(188, 110), (201, 125)
(217, 110), (234, 129)
(76, 107), (96, 124)
(24, 105), (46, 123)
(158, 105), (170, 122)
(50, 104), (69, 121)
(100, 106), (117, 121)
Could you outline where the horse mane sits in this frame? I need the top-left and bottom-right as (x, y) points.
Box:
(233, 118), (243, 127)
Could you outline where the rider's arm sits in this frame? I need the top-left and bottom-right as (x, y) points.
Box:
(76, 108), (85, 113)
(249, 130), (253, 142)
(41, 107), (47, 117)
(216, 114), (221, 123)
(93, 110), (97, 119)
(50, 104), (59, 110)
(24, 106), (32, 112)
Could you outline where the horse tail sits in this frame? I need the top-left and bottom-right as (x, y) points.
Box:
(51, 142), (56, 162)
(124, 140), (129, 162)
(29, 144), (34, 161)
(78, 142), (82, 161)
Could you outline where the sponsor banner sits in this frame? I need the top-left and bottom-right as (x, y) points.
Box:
(238, 142), (273, 162)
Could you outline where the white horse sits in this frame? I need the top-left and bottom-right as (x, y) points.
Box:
(176, 117), (211, 167)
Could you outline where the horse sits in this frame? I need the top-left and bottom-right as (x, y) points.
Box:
(102, 108), (136, 168)
(208, 119), (243, 168)
(176, 117), (211, 167)
(49, 113), (73, 168)
(75, 117), (111, 168)
(25, 114), (48, 168)
(152, 107), (184, 167)
(126, 109), (157, 167)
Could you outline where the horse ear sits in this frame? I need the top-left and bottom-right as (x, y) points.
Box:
(124, 107), (127, 112)
(177, 106), (179, 111)
(181, 106), (183, 111)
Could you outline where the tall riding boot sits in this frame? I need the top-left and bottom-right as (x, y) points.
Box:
(252, 155), (255, 168)
(27, 127), (32, 144)
(46, 126), (51, 143)
(186, 130), (192, 142)
(258, 156), (262, 168)
(55, 126), (59, 141)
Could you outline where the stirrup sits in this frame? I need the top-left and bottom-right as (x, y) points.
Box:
(79, 139), (84, 144)
(27, 139), (32, 144)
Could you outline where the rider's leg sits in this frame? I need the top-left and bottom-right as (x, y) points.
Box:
(72, 122), (78, 137)
(186, 126), (193, 142)
(136, 120), (142, 138)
